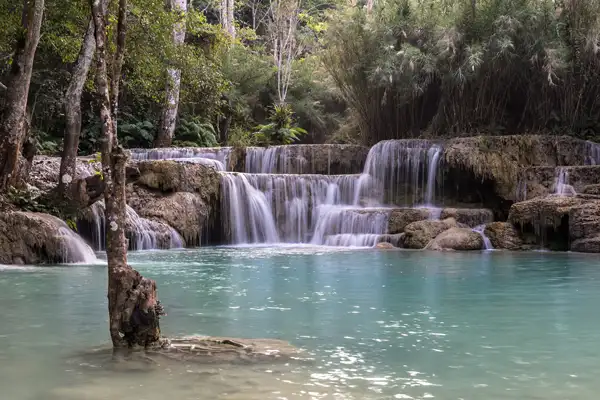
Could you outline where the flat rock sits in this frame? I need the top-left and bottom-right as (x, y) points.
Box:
(440, 208), (494, 227)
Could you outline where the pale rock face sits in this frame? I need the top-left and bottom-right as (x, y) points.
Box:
(425, 227), (483, 251)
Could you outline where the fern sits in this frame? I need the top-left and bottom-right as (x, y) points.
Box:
(174, 118), (219, 147)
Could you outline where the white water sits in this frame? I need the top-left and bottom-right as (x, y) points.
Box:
(130, 147), (231, 171)
(56, 225), (98, 264)
(356, 139), (443, 206)
(222, 140), (445, 247)
(81, 201), (183, 251)
(473, 225), (494, 250)
(554, 167), (576, 196)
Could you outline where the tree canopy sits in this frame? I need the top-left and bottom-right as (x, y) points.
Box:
(1, 0), (599, 153)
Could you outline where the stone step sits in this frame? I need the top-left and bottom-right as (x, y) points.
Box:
(518, 166), (600, 200)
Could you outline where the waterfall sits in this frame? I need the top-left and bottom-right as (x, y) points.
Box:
(246, 147), (295, 173)
(554, 168), (575, 196)
(81, 201), (183, 251)
(220, 173), (281, 244)
(473, 225), (494, 251)
(56, 226), (98, 264)
(356, 140), (443, 207)
(130, 147), (231, 171)
(424, 145), (442, 205)
(221, 140), (445, 247)
(585, 141), (600, 165)
(310, 207), (391, 246)
(220, 172), (378, 244)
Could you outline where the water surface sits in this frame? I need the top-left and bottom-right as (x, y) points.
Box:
(1, 248), (599, 399)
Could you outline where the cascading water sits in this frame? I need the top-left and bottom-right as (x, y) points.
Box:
(56, 225), (99, 263)
(554, 167), (578, 196)
(355, 140), (443, 207)
(221, 139), (445, 247)
(130, 147), (231, 171)
(80, 201), (183, 251)
(473, 225), (494, 251)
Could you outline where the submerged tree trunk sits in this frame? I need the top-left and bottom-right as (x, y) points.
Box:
(0, 0), (45, 191)
(91, 0), (163, 348)
(155, 0), (187, 148)
(58, 18), (97, 195)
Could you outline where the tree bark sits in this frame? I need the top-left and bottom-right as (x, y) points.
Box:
(155, 0), (187, 148)
(91, 0), (163, 348)
(0, 0), (45, 191)
(220, 0), (235, 38)
(58, 18), (97, 195)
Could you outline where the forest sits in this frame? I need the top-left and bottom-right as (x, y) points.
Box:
(1, 0), (600, 161)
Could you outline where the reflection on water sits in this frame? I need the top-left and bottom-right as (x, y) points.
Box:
(1, 248), (600, 399)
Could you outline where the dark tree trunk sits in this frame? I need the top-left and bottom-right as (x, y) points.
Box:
(91, 0), (163, 348)
(58, 18), (97, 195)
(0, 0), (45, 191)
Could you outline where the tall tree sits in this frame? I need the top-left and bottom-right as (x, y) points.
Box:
(220, 0), (235, 38)
(0, 0), (45, 191)
(269, 0), (301, 105)
(155, 0), (188, 148)
(58, 19), (97, 195)
(91, 0), (163, 348)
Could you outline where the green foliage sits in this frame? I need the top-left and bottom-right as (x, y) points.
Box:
(253, 104), (308, 145)
(323, 0), (600, 143)
(173, 117), (219, 147)
(118, 117), (156, 148)
(33, 129), (61, 156)
(5, 187), (61, 216)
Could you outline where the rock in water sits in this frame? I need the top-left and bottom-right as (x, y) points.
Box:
(426, 227), (483, 251)
(402, 218), (459, 249)
(375, 242), (395, 249)
(484, 222), (523, 250)
(0, 211), (97, 264)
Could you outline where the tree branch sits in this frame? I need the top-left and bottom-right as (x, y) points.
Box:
(0, 82), (6, 91)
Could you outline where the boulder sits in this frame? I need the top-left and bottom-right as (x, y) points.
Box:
(0, 212), (96, 264)
(571, 237), (600, 253)
(508, 195), (585, 230)
(484, 222), (523, 250)
(425, 227), (484, 251)
(375, 242), (395, 249)
(402, 218), (458, 249)
(128, 190), (209, 246)
(388, 208), (431, 234)
(136, 160), (221, 196)
(376, 233), (404, 247)
(440, 208), (494, 227)
(583, 184), (600, 195)
(29, 156), (100, 193)
(569, 201), (600, 241)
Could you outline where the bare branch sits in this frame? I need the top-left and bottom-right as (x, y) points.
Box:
(0, 82), (6, 91)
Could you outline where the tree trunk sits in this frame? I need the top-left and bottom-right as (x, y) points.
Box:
(155, 0), (187, 148)
(0, 0), (45, 191)
(91, 0), (163, 348)
(220, 0), (235, 38)
(227, 0), (235, 38)
(58, 18), (97, 195)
